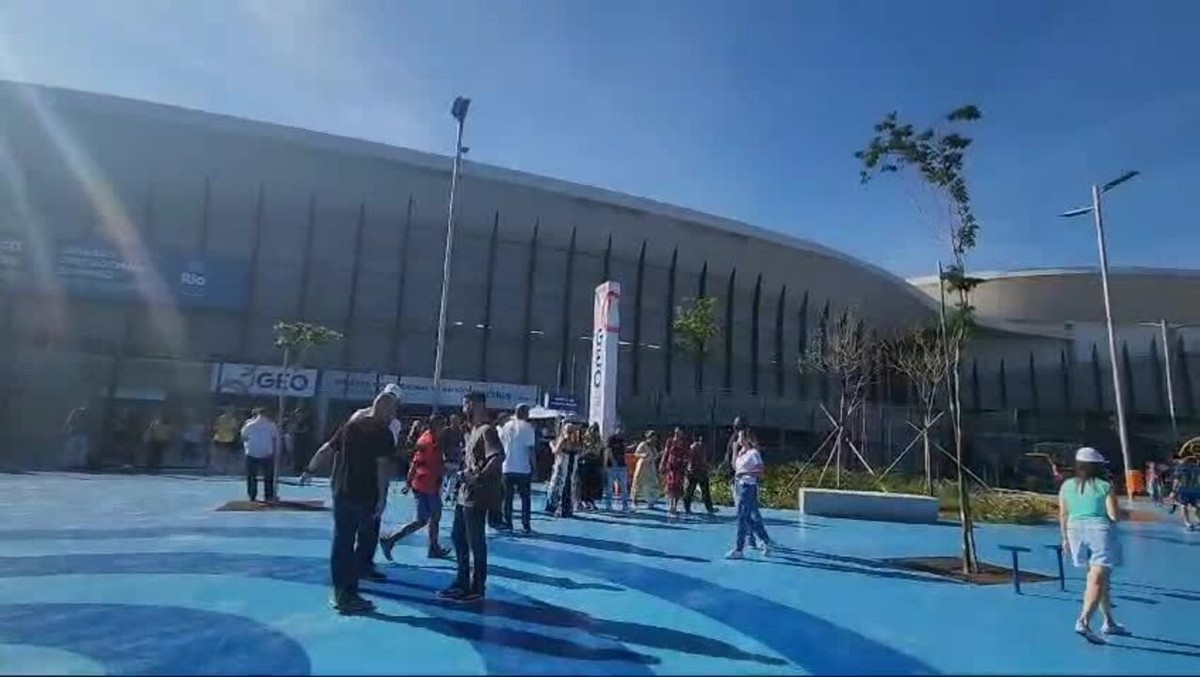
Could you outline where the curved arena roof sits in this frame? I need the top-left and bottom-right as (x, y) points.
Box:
(1, 78), (942, 325)
(909, 267), (1200, 325)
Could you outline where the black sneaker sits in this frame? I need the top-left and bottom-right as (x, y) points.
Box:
(380, 537), (396, 562)
(362, 569), (387, 582)
(438, 586), (468, 600)
(427, 546), (453, 559)
(455, 590), (484, 603)
(331, 595), (375, 614)
(521, 526), (533, 536)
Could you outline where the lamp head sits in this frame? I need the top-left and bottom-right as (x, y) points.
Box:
(1059, 206), (1092, 218)
(451, 96), (471, 122)
(1101, 170), (1139, 193)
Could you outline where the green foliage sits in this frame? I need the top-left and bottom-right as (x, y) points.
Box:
(273, 321), (343, 351)
(673, 296), (720, 359)
(712, 463), (1056, 524)
(855, 106), (982, 260)
(856, 104), (987, 571)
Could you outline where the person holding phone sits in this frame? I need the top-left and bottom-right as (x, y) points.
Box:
(726, 429), (773, 559)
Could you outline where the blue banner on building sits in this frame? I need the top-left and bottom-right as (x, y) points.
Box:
(0, 233), (249, 310)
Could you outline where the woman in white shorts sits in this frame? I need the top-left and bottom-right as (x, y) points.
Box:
(1058, 446), (1128, 644)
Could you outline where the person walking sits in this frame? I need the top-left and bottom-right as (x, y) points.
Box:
(62, 405), (91, 469)
(143, 412), (172, 473)
(604, 427), (630, 512)
(325, 388), (400, 614)
(499, 404), (537, 534)
(291, 407), (315, 476)
(1059, 446), (1128, 643)
(303, 384), (405, 582)
(440, 414), (467, 509)
(630, 431), (662, 511)
(181, 411), (206, 468)
(210, 408), (239, 474)
(439, 391), (505, 603)
(684, 434), (717, 516)
(725, 419), (757, 549)
(579, 424), (606, 511)
(546, 424), (583, 518)
(726, 430), (773, 559)
(1168, 457), (1200, 530)
(380, 415), (452, 560)
(240, 407), (279, 502)
(660, 428), (690, 519)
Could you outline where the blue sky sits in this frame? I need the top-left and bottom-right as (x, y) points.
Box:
(0, 0), (1196, 278)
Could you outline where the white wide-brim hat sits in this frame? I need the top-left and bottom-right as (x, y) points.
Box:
(379, 383), (403, 401)
(1075, 447), (1107, 464)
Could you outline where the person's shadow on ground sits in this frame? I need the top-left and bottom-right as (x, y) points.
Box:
(365, 578), (787, 667)
(521, 531), (709, 563)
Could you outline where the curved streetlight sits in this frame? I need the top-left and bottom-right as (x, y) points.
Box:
(1059, 170), (1139, 499)
(432, 96), (471, 413)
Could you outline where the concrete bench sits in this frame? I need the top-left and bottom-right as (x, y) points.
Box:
(797, 488), (940, 524)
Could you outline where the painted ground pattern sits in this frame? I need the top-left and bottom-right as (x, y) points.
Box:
(1, 472), (1198, 675)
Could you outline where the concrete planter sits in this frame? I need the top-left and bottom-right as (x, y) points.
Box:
(797, 488), (940, 524)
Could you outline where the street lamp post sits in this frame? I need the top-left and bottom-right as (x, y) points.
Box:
(1060, 170), (1139, 500)
(432, 96), (471, 413)
(1139, 319), (1199, 443)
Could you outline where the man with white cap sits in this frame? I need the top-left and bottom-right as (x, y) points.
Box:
(1058, 446), (1128, 643)
(304, 384), (402, 614)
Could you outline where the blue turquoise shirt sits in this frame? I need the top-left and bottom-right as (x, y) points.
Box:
(1059, 477), (1111, 522)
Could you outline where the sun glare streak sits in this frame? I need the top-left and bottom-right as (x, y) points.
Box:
(0, 135), (69, 339)
(2, 79), (187, 355)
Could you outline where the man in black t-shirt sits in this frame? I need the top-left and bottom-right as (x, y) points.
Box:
(605, 428), (629, 512)
(327, 388), (399, 615)
(438, 391), (504, 603)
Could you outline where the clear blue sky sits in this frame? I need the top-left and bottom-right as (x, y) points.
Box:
(1, 0), (1196, 278)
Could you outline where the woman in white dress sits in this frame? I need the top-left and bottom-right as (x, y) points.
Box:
(630, 431), (662, 510)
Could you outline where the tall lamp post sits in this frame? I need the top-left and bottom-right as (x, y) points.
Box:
(432, 96), (471, 413)
(1138, 319), (1199, 444)
(1059, 170), (1139, 499)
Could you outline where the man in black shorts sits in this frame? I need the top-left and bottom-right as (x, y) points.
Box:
(439, 391), (504, 603)
(326, 388), (399, 614)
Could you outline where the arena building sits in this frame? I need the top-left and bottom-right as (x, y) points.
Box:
(0, 80), (1189, 472)
(911, 268), (1200, 419)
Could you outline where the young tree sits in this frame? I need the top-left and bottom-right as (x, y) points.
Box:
(885, 326), (946, 495)
(272, 320), (342, 496)
(673, 296), (720, 388)
(855, 105), (984, 573)
(795, 307), (882, 489)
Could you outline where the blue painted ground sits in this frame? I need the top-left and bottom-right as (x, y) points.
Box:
(0, 472), (1198, 675)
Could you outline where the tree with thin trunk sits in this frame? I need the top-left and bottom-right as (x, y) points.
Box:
(674, 296), (720, 379)
(885, 325), (952, 495)
(272, 320), (342, 497)
(793, 307), (882, 490)
(856, 104), (985, 574)
(674, 296), (721, 454)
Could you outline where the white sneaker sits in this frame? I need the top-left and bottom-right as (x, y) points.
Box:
(1101, 622), (1130, 637)
(725, 549), (744, 560)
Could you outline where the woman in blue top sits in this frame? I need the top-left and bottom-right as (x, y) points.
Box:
(1058, 447), (1128, 643)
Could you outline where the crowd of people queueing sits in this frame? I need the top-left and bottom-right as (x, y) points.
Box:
(541, 424), (719, 520)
